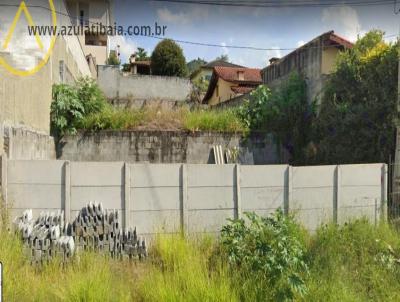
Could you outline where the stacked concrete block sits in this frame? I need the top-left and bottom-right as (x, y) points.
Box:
(71, 202), (147, 259)
(14, 202), (147, 264)
(14, 210), (74, 264)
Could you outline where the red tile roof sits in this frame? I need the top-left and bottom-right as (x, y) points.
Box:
(214, 66), (262, 84)
(202, 66), (262, 104)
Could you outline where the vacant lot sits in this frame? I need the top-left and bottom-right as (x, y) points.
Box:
(1, 211), (400, 301)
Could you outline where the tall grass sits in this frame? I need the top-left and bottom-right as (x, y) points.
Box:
(79, 107), (248, 133)
(305, 219), (400, 302)
(138, 234), (237, 302)
(2, 206), (400, 301)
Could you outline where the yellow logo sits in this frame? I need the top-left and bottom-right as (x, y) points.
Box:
(0, 0), (57, 77)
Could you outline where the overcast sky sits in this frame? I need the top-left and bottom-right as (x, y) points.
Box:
(111, 0), (399, 68)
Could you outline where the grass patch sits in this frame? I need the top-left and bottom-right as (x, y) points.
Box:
(138, 234), (237, 302)
(78, 107), (248, 133)
(2, 206), (400, 301)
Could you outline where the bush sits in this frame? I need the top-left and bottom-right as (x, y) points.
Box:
(51, 84), (84, 136)
(221, 210), (309, 301)
(151, 39), (188, 77)
(51, 78), (107, 136)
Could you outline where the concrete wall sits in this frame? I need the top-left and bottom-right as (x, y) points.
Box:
(97, 65), (193, 102)
(0, 125), (56, 160)
(58, 131), (286, 165)
(0, 0), (92, 160)
(2, 158), (387, 235)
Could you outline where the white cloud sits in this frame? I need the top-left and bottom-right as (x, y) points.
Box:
(109, 35), (137, 62)
(156, 7), (209, 25)
(0, 3), (52, 70)
(297, 40), (305, 47)
(220, 42), (229, 56)
(322, 6), (362, 42)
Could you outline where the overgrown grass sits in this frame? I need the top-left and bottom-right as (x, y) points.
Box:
(306, 220), (400, 301)
(2, 208), (400, 301)
(78, 106), (248, 133)
(139, 235), (237, 302)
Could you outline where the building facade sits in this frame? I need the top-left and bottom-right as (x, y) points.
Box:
(66, 0), (114, 74)
(262, 31), (353, 104)
(0, 0), (114, 160)
(202, 66), (262, 106)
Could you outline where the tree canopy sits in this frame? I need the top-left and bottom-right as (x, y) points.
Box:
(312, 30), (398, 164)
(151, 39), (188, 77)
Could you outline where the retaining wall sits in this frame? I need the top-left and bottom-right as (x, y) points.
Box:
(1, 158), (387, 235)
(58, 131), (285, 165)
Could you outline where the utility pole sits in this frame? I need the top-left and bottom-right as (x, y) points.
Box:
(392, 2), (400, 208)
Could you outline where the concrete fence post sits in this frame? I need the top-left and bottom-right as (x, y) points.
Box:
(234, 164), (242, 219)
(180, 164), (189, 235)
(334, 165), (341, 224)
(1, 155), (7, 207)
(284, 165), (292, 215)
(64, 161), (71, 223)
(124, 162), (131, 230)
(381, 164), (388, 222)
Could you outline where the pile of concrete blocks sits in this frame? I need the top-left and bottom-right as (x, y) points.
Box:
(14, 210), (74, 265)
(14, 202), (147, 264)
(71, 202), (147, 260)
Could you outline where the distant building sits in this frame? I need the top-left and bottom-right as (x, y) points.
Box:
(262, 30), (353, 103)
(66, 0), (115, 76)
(191, 59), (244, 83)
(202, 66), (262, 106)
(128, 53), (151, 75)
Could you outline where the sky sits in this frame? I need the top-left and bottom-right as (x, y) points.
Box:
(0, 0), (398, 71)
(111, 0), (399, 68)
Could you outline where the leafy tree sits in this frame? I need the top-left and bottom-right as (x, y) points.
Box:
(151, 39), (188, 77)
(187, 57), (207, 75)
(122, 63), (131, 72)
(239, 73), (315, 163)
(313, 30), (398, 164)
(190, 77), (209, 104)
(136, 47), (150, 61)
(107, 51), (120, 65)
(216, 54), (229, 62)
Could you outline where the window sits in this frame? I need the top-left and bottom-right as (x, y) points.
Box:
(216, 84), (219, 97)
(237, 71), (244, 81)
(80, 10), (84, 26)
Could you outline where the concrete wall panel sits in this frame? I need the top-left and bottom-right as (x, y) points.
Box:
(130, 210), (181, 234)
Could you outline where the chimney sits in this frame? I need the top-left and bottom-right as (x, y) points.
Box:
(269, 57), (280, 65)
(129, 53), (137, 64)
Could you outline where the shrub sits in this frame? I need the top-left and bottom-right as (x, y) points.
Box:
(238, 73), (315, 163)
(221, 210), (309, 301)
(51, 83), (84, 136)
(151, 39), (188, 77)
(51, 78), (108, 136)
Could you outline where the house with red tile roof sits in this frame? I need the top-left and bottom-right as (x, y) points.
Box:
(202, 66), (262, 106)
(262, 30), (353, 104)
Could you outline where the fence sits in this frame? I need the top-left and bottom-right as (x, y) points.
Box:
(0, 156), (387, 235)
